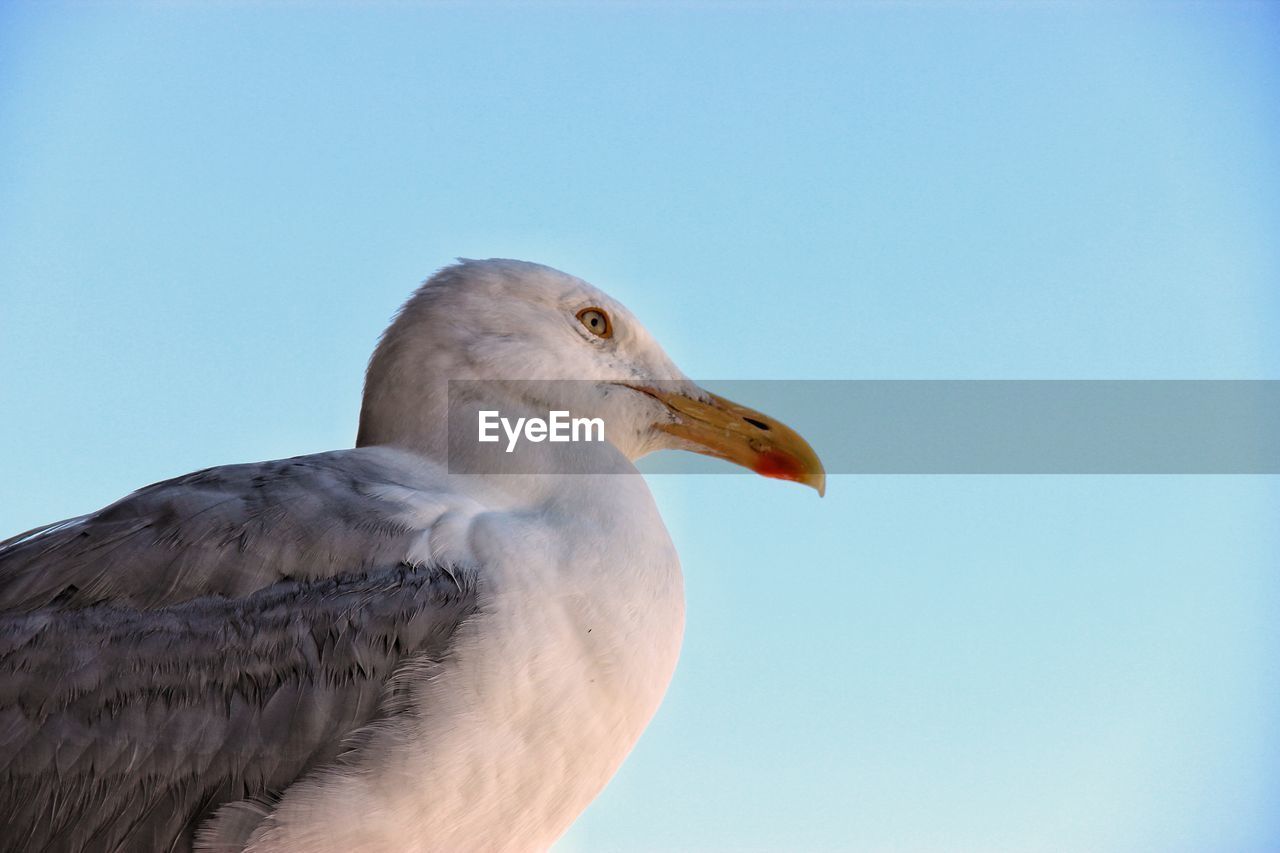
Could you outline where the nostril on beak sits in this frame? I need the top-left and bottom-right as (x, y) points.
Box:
(743, 417), (771, 431)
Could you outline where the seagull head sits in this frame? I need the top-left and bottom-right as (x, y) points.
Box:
(357, 258), (825, 495)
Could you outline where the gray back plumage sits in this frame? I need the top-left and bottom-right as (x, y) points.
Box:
(0, 449), (478, 852)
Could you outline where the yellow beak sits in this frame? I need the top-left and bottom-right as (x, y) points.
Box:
(628, 385), (826, 496)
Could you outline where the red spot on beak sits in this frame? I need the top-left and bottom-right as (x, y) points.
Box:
(753, 450), (804, 483)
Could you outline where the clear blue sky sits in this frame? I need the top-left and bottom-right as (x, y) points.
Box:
(2, 3), (1278, 850)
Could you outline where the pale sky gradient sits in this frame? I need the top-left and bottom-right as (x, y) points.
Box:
(1, 3), (1278, 851)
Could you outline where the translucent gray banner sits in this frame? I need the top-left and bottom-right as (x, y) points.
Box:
(447, 380), (1280, 475)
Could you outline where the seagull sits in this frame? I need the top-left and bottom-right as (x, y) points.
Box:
(0, 259), (824, 852)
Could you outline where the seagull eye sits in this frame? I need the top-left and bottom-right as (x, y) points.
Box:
(576, 307), (613, 339)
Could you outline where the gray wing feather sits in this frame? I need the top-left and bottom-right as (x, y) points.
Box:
(0, 450), (434, 612)
(0, 450), (479, 853)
